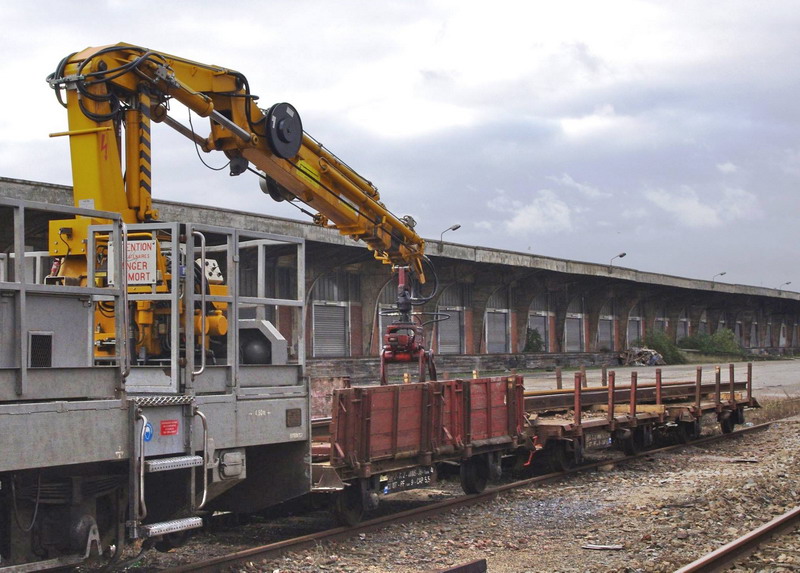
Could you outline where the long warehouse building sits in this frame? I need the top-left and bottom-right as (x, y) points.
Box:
(2, 177), (797, 383)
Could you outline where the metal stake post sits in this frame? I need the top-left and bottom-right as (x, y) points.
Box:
(729, 364), (736, 406)
(695, 367), (702, 414)
(655, 368), (663, 422)
(607, 371), (616, 428)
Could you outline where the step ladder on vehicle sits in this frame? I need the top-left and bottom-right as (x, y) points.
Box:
(127, 395), (210, 540)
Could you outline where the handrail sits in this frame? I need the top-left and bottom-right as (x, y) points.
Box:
(191, 231), (207, 378)
(120, 221), (131, 379)
(193, 407), (210, 509)
(136, 410), (148, 521)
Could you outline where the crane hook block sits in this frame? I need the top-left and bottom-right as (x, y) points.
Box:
(265, 102), (303, 159)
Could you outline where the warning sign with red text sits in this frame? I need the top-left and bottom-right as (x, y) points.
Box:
(160, 419), (179, 436)
(127, 240), (157, 285)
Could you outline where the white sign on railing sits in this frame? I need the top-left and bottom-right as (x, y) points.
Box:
(126, 240), (158, 285)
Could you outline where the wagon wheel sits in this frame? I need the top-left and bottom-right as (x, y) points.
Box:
(719, 412), (736, 434)
(621, 427), (645, 456)
(546, 438), (583, 471)
(675, 419), (701, 443)
(623, 426), (654, 455)
(460, 454), (490, 494)
(331, 481), (365, 526)
(571, 437), (585, 466)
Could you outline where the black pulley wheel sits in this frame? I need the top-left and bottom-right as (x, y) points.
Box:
(265, 102), (303, 159)
(259, 176), (294, 203)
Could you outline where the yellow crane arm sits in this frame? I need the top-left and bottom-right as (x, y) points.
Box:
(48, 42), (427, 281)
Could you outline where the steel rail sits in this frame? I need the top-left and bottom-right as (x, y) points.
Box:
(674, 505), (800, 573)
(164, 422), (772, 573)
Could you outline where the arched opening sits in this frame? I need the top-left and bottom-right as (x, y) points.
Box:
(749, 320), (759, 348)
(653, 306), (668, 333)
(627, 303), (642, 347)
(527, 292), (550, 352)
(597, 299), (615, 352)
(697, 310), (709, 335)
(565, 296), (585, 352)
(485, 288), (510, 353)
(676, 309), (689, 341)
(436, 284), (471, 354)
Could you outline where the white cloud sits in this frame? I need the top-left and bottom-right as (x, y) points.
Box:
(347, 99), (476, 138)
(558, 104), (645, 141)
(717, 162), (738, 173)
(486, 191), (521, 213)
(719, 187), (761, 220)
(548, 173), (610, 198)
(645, 187), (719, 227)
(644, 186), (760, 227)
(502, 190), (573, 235)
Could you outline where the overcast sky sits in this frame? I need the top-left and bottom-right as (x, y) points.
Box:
(1, 1), (798, 290)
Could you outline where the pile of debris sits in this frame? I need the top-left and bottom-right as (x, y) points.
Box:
(620, 346), (665, 366)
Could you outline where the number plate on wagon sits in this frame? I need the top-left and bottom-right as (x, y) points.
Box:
(382, 466), (434, 494)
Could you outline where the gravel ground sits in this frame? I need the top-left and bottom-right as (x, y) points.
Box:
(252, 416), (800, 573)
(132, 401), (800, 573)
(734, 527), (800, 572)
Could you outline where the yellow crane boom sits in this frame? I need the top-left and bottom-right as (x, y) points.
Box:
(47, 42), (427, 281)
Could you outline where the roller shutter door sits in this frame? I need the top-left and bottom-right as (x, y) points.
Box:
(486, 311), (508, 353)
(565, 317), (583, 352)
(438, 309), (462, 354)
(627, 319), (641, 346)
(313, 304), (347, 357)
(598, 319), (614, 351)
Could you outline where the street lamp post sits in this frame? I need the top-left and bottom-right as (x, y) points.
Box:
(776, 281), (792, 291)
(608, 252), (626, 272)
(438, 224), (461, 252)
(711, 271), (726, 288)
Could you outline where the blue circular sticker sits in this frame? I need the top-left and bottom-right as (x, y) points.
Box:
(143, 422), (154, 442)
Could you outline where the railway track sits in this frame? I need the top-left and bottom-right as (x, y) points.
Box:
(675, 504), (800, 572)
(165, 421), (772, 572)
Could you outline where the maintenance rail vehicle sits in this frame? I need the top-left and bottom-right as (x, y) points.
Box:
(1, 39), (438, 569)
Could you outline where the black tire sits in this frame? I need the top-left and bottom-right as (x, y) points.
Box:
(460, 455), (490, 494)
(331, 482), (365, 526)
